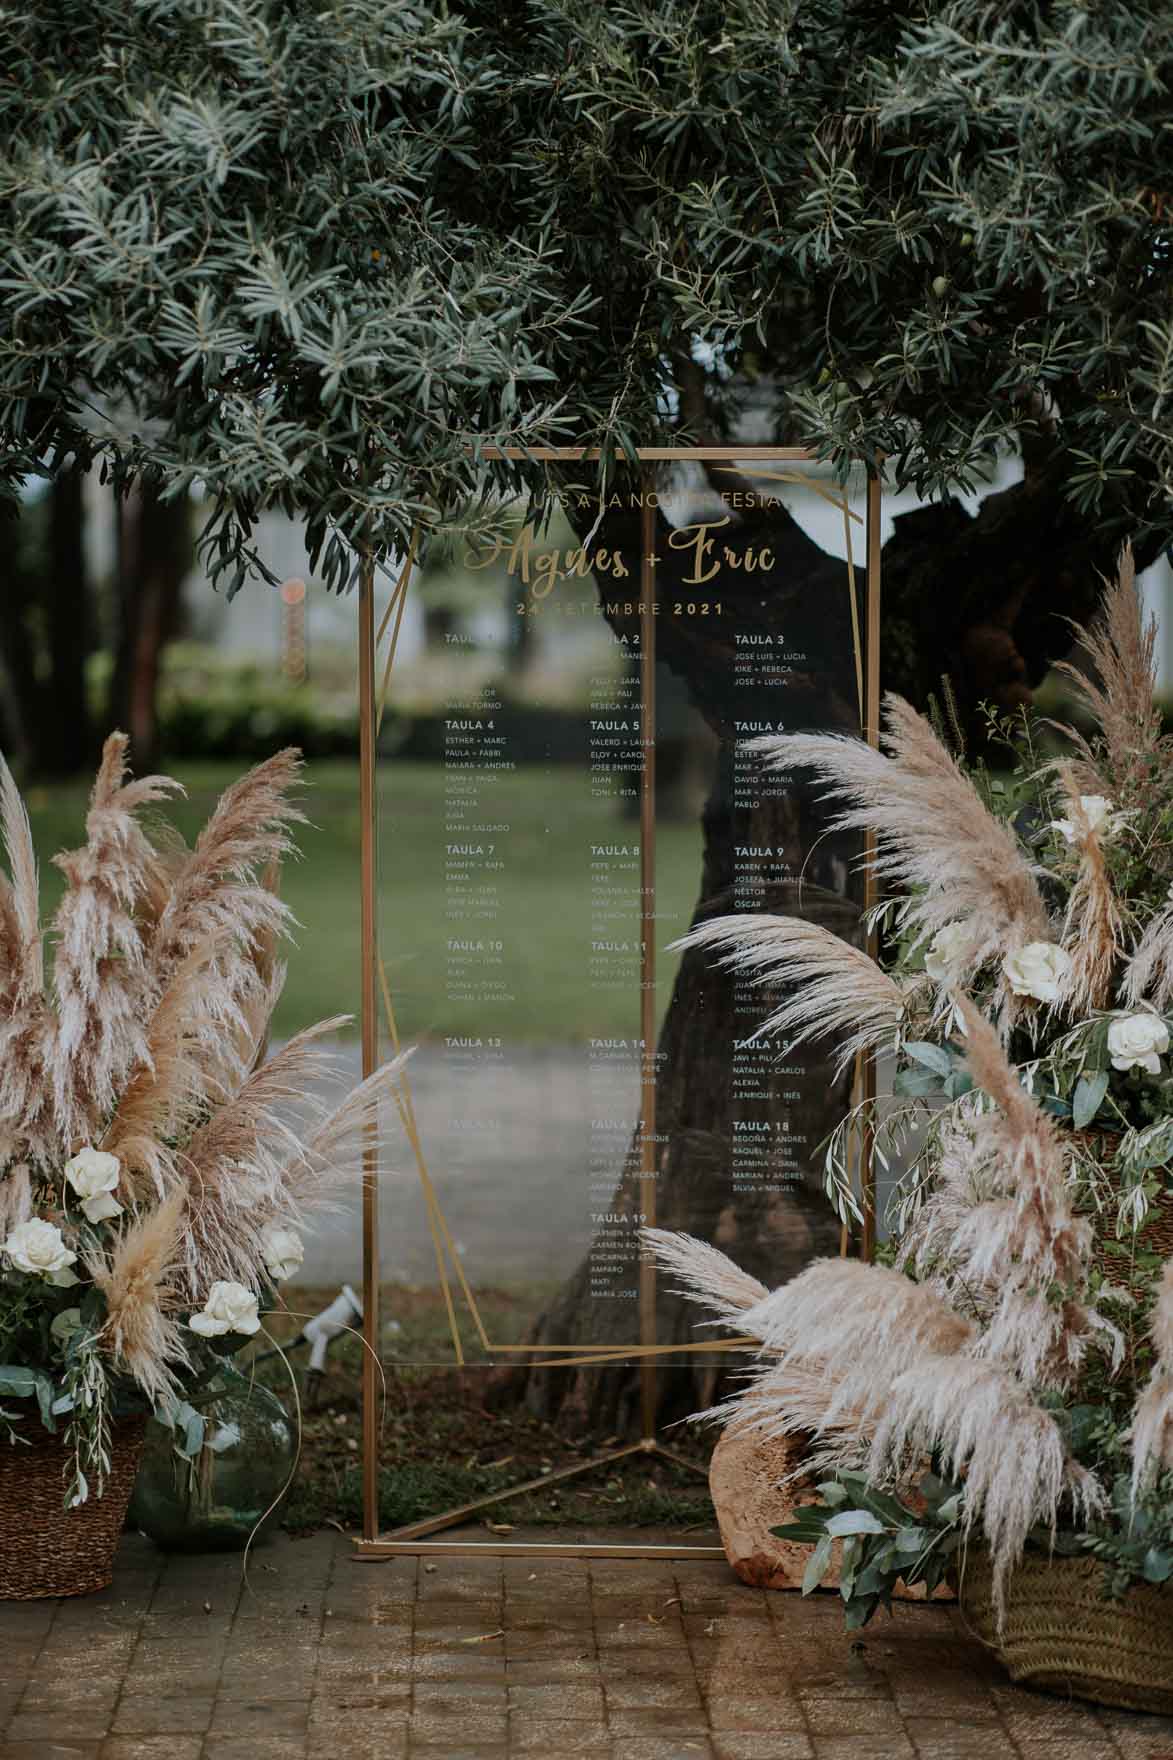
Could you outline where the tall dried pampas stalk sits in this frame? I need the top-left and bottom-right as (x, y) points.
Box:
(0, 755), (42, 999)
(1131, 1261), (1173, 1499)
(88, 1190), (189, 1406)
(927, 998), (1105, 1388)
(103, 938), (240, 1198)
(1052, 545), (1164, 807)
(177, 1018), (347, 1295)
(146, 749), (302, 997)
(705, 1359), (876, 1480)
(1056, 773), (1122, 1014)
(642, 1226), (767, 1326)
(870, 1352), (1106, 1615)
(274, 1050), (413, 1221)
(0, 756), (54, 1169)
(671, 915), (903, 1078)
(1121, 899), (1173, 1011)
(50, 733), (184, 1147)
(641, 1231), (973, 1441)
(749, 694), (1051, 1019)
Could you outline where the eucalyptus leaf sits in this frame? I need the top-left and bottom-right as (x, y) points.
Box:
(32, 1372), (55, 1432)
(893, 1068), (946, 1099)
(844, 1592), (880, 1629)
(825, 1510), (887, 1538)
(50, 1308), (83, 1344)
(893, 1527), (928, 1556)
(0, 1367), (36, 1398)
(902, 1041), (953, 1077)
(839, 1534), (860, 1599)
(1143, 1547), (1173, 1584)
(802, 1534), (834, 1595)
(179, 1411), (206, 1458)
(1073, 1070), (1110, 1131)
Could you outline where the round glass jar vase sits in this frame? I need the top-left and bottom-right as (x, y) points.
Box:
(129, 1363), (296, 1552)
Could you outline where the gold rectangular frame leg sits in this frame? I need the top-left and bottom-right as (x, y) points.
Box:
(861, 469), (883, 1265)
(359, 553), (381, 1543)
(638, 475), (659, 1442)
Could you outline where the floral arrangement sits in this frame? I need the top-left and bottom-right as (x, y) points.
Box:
(0, 738), (396, 1506)
(647, 549), (1173, 1626)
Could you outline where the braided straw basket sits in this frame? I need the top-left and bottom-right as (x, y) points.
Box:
(959, 1551), (1173, 1714)
(1071, 1128), (1173, 1279)
(0, 1418), (145, 1599)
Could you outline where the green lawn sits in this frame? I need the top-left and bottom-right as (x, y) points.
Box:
(21, 759), (704, 1043)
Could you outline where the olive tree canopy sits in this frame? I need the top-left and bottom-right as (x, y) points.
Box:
(3, 0), (1171, 598)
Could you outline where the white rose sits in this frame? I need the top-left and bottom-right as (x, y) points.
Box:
(1050, 794), (1119, 846)
(189, 1281), (261, 1338)
(4, 1218), (79, 1286)
(261, 1225), (304, 1284)
(1107, 1013), (1170, 1075)
(924, 922), (974, 983)
(1002, 941), (1073, 1004)
(64, 1147), (123, 1225)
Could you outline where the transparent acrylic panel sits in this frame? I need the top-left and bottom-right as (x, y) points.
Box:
(375, 456), (871, 1367)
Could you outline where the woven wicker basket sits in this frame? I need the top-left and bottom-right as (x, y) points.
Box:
(1072, 1128), (1173, 1279)
(0, 1417), (145, 1599)
(958, 1551), (1173, 1714)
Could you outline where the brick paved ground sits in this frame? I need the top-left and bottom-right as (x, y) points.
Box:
(2, 1526), (1172, 1760)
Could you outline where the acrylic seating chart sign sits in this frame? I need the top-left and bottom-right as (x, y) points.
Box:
(366, 451), (880, 1411)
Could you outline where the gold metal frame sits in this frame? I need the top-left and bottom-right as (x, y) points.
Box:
(355, 448), (882, 1561)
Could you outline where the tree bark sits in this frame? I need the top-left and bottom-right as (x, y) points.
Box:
(108, 484), (192, 769)
(43, 466), (93, 775)
(878, 458), (1167, 746)
(0, 468), (95, 777)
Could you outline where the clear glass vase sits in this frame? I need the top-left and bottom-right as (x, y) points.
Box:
(129, 1363), (296, 1552)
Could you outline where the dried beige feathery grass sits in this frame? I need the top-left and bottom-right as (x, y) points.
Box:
(87, 1189), (190, 1406)
(241, 857), (283, 1076)
(103, 937), (242, 1198)
(50, 733), (184, 1147)
(641, 1224), (1105, 1620)
(270, 1049), (413, 1221)
(1121, 900), (1173, 1011)
(706, 1360), (876, 1479)
(0, 1161), (32, 1241)
(0, 756), (55, 1171)
(0, 755), (43, 999)
(182, 1044), (411, 1298)
(146, 748), (302, 998)
(671, 915), (904, 1078)
(749, 694), (1051, 1021)
(176, 1018), (347, 1295)
(1052, 544), (1164, 807)
(1130, 1260), (1173, 1499)
(641, 1226), (768, 1326)
(870, 1352), (1106, 1616)
(643, 1231), (974, 1443)
(934, 997), (1108, 1388)
(1055, 772), (1123, 1014)
(49, 732), (183, 1126)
